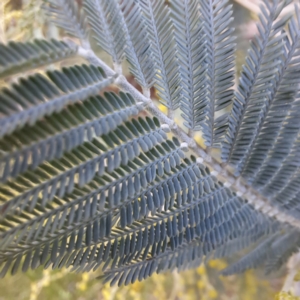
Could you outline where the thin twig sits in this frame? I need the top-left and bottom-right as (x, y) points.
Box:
(77, 45), (300, 229)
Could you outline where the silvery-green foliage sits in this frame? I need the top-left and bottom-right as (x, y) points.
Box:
(43, 0), (88, 45)
(223, 0), (294, 165)
(83, 0), (126, 64)
(221, 229), (300, 276)
(0, 0), (300, 287)
(139, 0), (181, 111)
(118, 0), (155, 88)
(170, 0), (207, 133)
(198, 0), (235, 147)
(0, 39), (77, 79)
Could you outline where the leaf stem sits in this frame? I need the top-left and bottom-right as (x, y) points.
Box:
(77, 44), (300, 229)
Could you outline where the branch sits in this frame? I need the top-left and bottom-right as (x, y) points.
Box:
(77, 45), (300, 229)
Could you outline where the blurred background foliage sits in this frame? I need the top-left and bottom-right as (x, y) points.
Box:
(1, 0), (300, 299)
(0, 258), (282, 300)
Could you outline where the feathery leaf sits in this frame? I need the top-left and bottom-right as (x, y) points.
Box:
(223, 0), (291, 163)
(84, 0), (126, 65)
(239, 9), (300, 180)
(199, 0), (235, 147)
(0, 39), (77, 79)
(0, 92), (142, 182)
(139, 0), (181, 112)
(43, 0), (89, 46)
(170, 0), (208, 134)
(118, 0), (155, 88)
(0, 64), (115, 139)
